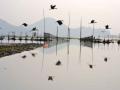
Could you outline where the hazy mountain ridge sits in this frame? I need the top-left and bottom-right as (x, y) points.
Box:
(0, 17), (110, 38)
(0, 19), (29, 35)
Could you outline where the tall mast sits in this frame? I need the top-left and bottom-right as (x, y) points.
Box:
(68, 12), (71, 39)
(80, 17), (82, 40)
(41, 9), (45, 72)
(43, 9), (45, 39)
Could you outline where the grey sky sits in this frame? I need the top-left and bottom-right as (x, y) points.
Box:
(0, 0), (119, 34)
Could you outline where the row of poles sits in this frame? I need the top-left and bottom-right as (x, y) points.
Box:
(0, 4), (112, 44)
(0, 32), (43, 44)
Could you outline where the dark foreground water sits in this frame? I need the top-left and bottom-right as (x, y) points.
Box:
(0, 40), (120, 90)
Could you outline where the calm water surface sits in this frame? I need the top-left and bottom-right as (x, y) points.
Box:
(0, 40), (120, 90)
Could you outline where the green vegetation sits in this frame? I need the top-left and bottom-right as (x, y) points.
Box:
(0, 43), (42, 58)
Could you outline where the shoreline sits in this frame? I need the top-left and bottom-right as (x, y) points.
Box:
(0, 43), (42, 58)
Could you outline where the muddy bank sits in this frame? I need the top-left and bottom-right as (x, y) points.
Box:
(0, 43), (42, 58)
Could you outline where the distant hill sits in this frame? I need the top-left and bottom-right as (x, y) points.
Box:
(0, 19), (30, 36)
(0, 17), (110, 38)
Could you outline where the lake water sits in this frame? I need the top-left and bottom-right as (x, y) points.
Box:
(0, 39), (120, 90)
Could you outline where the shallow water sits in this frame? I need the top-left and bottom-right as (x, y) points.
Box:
(0, 40), (120, 90)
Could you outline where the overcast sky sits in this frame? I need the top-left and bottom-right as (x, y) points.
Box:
(0, 0), (119, 34)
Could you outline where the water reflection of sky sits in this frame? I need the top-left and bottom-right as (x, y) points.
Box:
(0, 40), (120, 90)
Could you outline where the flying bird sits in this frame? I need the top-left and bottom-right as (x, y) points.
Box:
(90, 20), (97, 24)
(48, 76), (54, 81)
(104, 57), (108, 62)
(22, 23), (28, 27)
(56, 20), (63, 25)
(105, 25), (111, 29)
(56, 60), (62, 66)
(32, 27), (37, 31)
(89, 64), (93, 69)
(88, 64), (95, 69)
(50, 5), (57, 10)
(117, 40), (120, 45)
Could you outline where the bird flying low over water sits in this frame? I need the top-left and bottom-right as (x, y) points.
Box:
(50, 5), (57, 10)
(48, 76), (54, 81)
(90, 20), (97, 24)
(105, 25), (111, 29)
(56, 20), (63, 25)
(22, 23), (28, 27)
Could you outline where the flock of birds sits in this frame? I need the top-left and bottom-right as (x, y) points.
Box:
(21, 5), (63, 43)
(88, 57), (108, 69)
(22, 5), (63, 27)
(21, 52), (62, 81)
(21, 6), (112, 46)
(0, 4), (113, 81)
(22, 20), (63, 27)
(21, 5), (63, 81)
(21, 47), (109, 81)
(22, 4), (112, 81)
(0, 3), (114, 45)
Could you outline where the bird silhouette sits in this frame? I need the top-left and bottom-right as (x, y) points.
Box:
(104, 57), (108, 62)
(50, 5), (57, 10)
(48, 76), (54, 81)
(117, 40), (120, 45)
(90, 20), (97, 24)
(22, 55), (27, 59)
(56, 60), (62, 66)
(89, 64), (94, 69)
(105, 25), (111, 29)
(31, 53), (36, 57)
(22, 23), (28, 27)
(32, 27), (37, 31)
(56, 20), (63, 25)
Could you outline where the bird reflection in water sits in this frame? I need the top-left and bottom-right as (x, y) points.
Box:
(48, 76), (54, 81)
